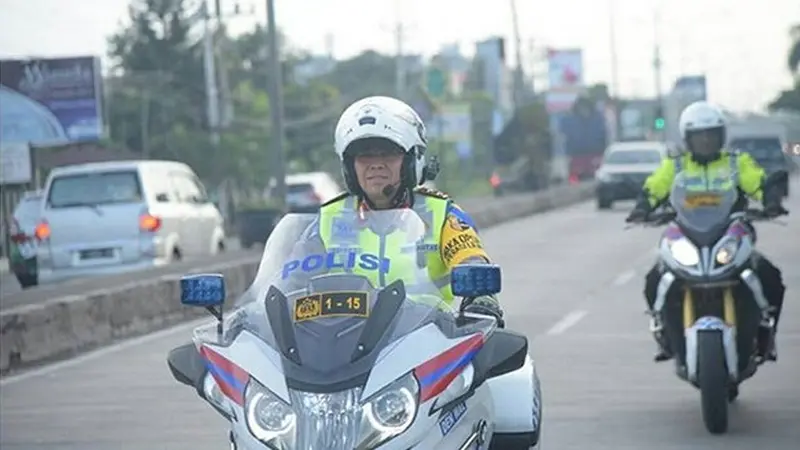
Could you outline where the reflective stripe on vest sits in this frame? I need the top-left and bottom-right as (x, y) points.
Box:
(675, 152), (738, 192)
(318, 194), (453, 302)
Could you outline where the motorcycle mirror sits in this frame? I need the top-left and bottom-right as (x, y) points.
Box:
(167, 343), (206, 388)
(470, 329), (528, 387)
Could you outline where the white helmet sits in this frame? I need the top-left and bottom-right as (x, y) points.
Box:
(678, 101), (727, 143)
(334, 96), (430, 195)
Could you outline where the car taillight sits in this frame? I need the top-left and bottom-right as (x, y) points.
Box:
(34, 221), (51, 241)
(9, 219), (24, 242)
(490, 174), (501, 188)
(139, 213), (161, 232)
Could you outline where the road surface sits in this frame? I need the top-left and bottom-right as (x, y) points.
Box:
(1, 182), (798, 449)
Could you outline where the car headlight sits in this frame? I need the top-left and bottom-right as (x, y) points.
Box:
(245, 379), (296, 447)
(358, 372), (419, 448)
(596, 171), (613, 182)
(669, 237), (700, 266)
(715, 239), (738, 265)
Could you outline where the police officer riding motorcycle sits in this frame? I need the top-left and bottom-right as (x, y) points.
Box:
(278, 95), (506, 325)
(626, 101), (788, 362)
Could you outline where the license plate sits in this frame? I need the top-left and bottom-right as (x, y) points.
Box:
(683, 193), (721, 208)
(80, 248), (114, 259)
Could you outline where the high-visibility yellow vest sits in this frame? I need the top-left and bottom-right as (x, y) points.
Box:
(317, 193), (454, 304)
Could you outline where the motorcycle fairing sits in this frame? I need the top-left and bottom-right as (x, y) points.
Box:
(414, 333), (484, 403)
(200, 345), (249, 406)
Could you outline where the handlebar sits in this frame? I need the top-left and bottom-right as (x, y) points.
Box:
(626, 207), (788, 228)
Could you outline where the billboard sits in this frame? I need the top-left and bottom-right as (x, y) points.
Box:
(545, 48), (584, 113)
(0, 56), (105, 146)
(428, 102), (472, 159)
(544, 48), (585, 181)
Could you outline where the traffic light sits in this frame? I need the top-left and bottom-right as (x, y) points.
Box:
(654, 106), (665, 130)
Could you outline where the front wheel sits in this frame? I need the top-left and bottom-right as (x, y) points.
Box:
(596, 196), (612, 209)
(697, 330), (730, 434)
(15, 273), (38, 288)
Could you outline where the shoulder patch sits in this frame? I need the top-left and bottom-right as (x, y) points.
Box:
(321, 191), (351, 207)
(414, 186), (449, 200)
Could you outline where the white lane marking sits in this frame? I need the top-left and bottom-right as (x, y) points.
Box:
(0, 319), (206, 387)
(546, 310), (588, 335)
(612, 269), (636, 287)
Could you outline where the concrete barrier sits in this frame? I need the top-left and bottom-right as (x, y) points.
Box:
(0, 182), (596, 373)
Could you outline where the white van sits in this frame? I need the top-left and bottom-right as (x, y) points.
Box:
(35, 160), (226, 284)
(285, 172), (343, 211)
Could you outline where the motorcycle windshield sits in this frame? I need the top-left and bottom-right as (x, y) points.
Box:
(193, 209), (496, 390)
(669, 172), (737, 235)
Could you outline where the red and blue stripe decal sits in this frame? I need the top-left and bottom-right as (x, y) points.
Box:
(200, 345), (250, 406)
(413, 334), (484, 403)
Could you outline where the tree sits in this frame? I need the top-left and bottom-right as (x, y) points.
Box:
(788, 24), (800, 75)
(106, 0), (208, 160)
(768, 24), (800, 112)
(320, 51), (400, 101)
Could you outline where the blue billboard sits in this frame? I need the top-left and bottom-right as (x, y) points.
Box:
(0, 56), (105, 145)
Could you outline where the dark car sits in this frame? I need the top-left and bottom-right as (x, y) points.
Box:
(729, 137), (791, 197)
(7, 191), (43, 288)
(490, 157), (548, 197)
(595, 141), (668, 209)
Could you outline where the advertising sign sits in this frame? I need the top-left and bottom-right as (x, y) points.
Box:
(0, 56), (105, 146)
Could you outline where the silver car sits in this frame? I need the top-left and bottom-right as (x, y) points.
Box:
(36, 160), (226, 284)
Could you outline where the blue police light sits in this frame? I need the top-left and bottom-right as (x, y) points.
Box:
(450, 264), (502, 298)
(180, 273), (226, 307)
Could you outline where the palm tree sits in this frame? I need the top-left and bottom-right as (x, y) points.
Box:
(789, 24), (800, 76)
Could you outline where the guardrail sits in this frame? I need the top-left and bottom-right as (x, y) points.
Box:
(0, 182), (596, 373)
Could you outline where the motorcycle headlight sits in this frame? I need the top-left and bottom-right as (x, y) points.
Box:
(669, 237), (700, 266)
(358, 372), (419, 448)
(715, 239), (739, 265)
(203, 373), (234, 418)
(245, 379), (296, 447)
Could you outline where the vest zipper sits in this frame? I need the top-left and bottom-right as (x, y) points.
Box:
(378, 234), (387, 287)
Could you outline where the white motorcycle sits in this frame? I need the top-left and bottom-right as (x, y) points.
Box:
(167, 210), (543, 449)
(629, 170), (788, 435)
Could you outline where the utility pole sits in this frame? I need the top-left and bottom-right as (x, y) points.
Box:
(509, 0), (527, 106)
(652, 3), (665, 142)
(266, 0), (287, 208)
(203, 1), (255, 146)
(394, 21), (406, 99)
(607, 0), (621, 140)
(202, 0), (220, 146)
(607, 0), (620, 99)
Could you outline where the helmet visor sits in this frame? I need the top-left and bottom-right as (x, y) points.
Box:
(687, 127), (724, 156)
(345, 137), (405, 158)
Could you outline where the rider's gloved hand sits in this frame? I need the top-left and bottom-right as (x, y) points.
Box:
(463, 295), (505, 328)
(763, 203), (788, 218)
(625, 207), (649, 223)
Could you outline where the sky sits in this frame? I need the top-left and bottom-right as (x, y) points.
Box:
(0, 0), (797, 112)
